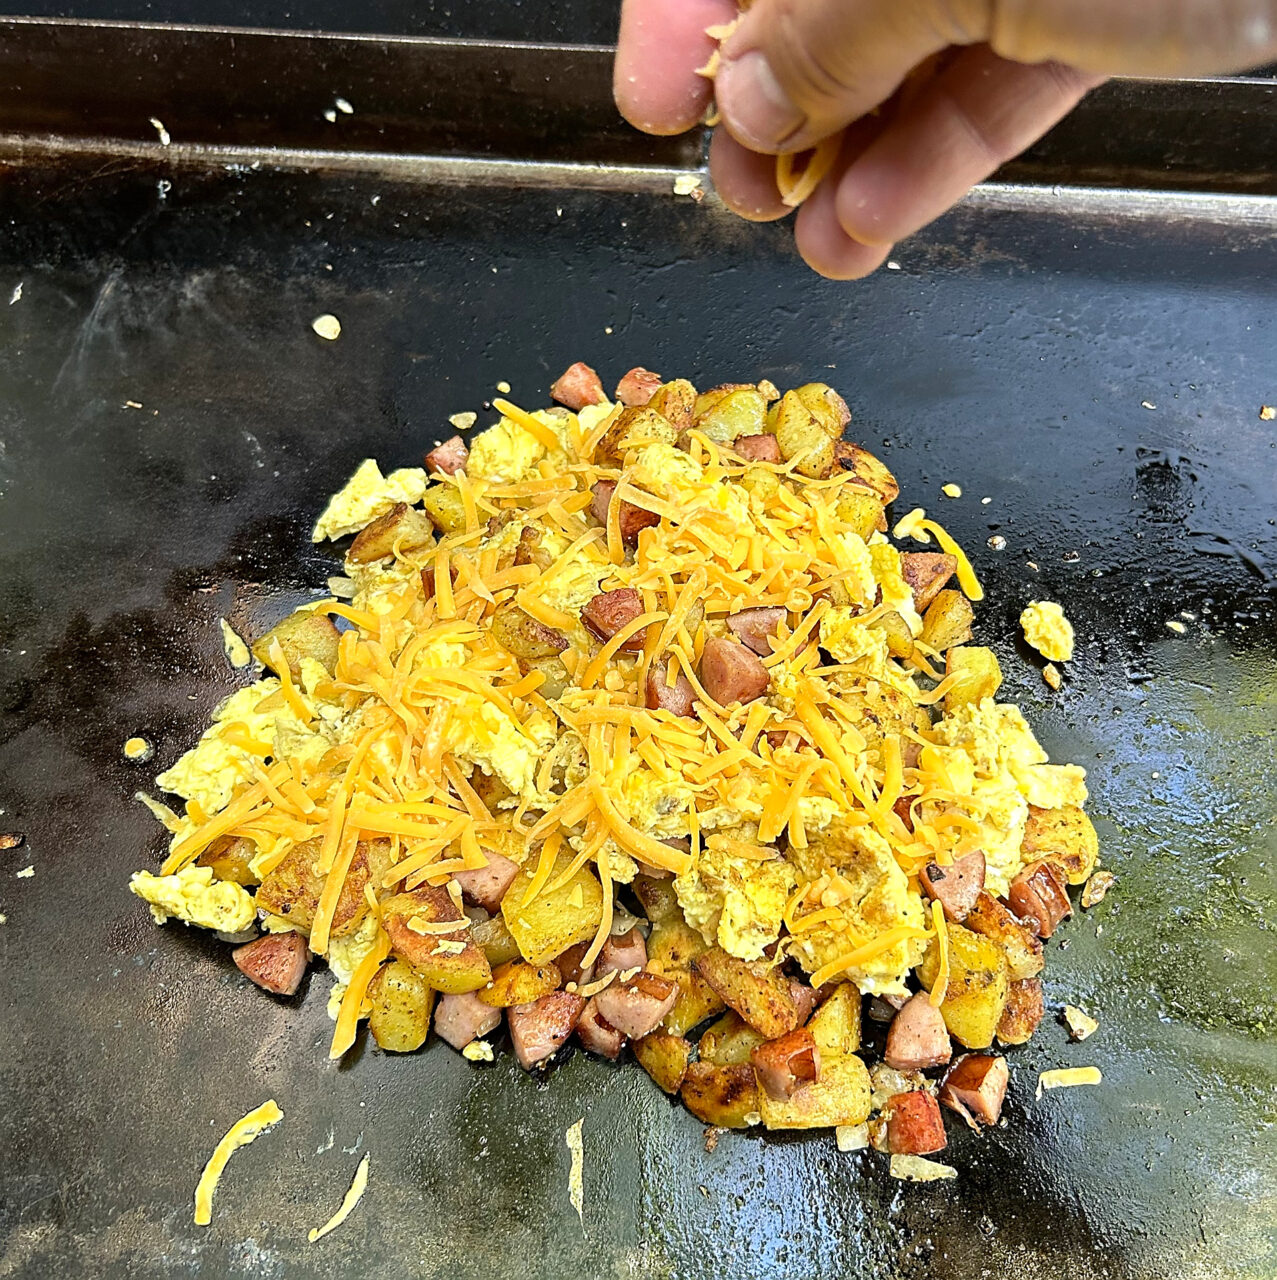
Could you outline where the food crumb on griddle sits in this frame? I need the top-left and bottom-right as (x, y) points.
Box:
(1260, 405), (1275, 420)
(0, 832), (24, 851)
(312, 314), (342, 341)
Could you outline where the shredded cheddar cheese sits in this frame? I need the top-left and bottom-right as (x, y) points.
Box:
(309, 1153), (371, 1242)
(193, 1100), (283, 1226)
(1036, 1066), (1103, 1098)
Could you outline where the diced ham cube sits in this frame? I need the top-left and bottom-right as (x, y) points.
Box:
(424, 434), (469, 475)
(615, 367), (663, 407)
(508, 991), (585, 1069)
(699, 635), (769, 705)
(885, 1089), (947, 1156)
(591, 970), (678, 1040)
(734, 434), (782, 463)
(232, 932), (308, 996)
(919, 851), (986, 923)
(576, 999), (626, 1059)
(883, 993), (953, 1070)
(451, 850), (520, 913)
(939, 1054), (1009, 1129)
(645, 659), (696, 718)
(750, 1028), (821, 1100)
(596, 927), (647, 979)
(434, 990), (502, 1050)
(788, 980), (816, 1027)
(550, 361), (606, 411)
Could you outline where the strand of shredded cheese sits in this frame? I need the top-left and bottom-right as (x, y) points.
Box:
(308, 1153), (371, 1242)
(193, 1100), (283, 1226)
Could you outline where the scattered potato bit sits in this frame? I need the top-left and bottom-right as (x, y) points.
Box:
(941, 483), (962, 498)
(1062, 1005), (1099, 1041)
(1166, 620), (1187, 634)
(889, 1154), (957, 1182)
(1261, 405), (1275, 421)
(0, 832), (24, 850)
(1036, 1066), (1102, 1099)
(1042, 663), (1062, 690)
(16, 864), (34, 878)
(496, 380), (511, 394)
(462, 1040), (494, 1062)
(312, 314), (342, 341)
(448, 411), (477, 432)
(1081, 870), (1116, 909)
(836, 1123), (869, 1152)
(566, 1119), (585, 1224)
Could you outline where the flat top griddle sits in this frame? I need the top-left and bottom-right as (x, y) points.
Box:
(0, 19), (1273, 1280)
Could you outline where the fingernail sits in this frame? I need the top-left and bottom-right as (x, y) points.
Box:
(716, 50), (804, 151)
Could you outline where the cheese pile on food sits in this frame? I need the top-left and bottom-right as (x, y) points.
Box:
(129, 362), (1102, 1161)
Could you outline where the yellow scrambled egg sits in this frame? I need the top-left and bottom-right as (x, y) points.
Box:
(312, 458), (430, 542)
(1020, 600), (1075, 662)
(675, 840), (796, 961)
(129, 866), (255, 931)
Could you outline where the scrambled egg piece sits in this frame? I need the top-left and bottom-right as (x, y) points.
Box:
(1021, 600), (1075, 662)
(819, 609), (890, 670)
(675, 841), (797, 961)
(787, 822), (926, 996)
(618, 769), (693, 840)
(468, 403), (612, 484)
(325, 913), (380, 1019)
(628, 441), (704, 502)
(831, 533), (878, 606)
(450, 702), (556, 797)
(870, 543), (923, 636)
(129, 866), (255, 932)
(312, 459), (429, 542)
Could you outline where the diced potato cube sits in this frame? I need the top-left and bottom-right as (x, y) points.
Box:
(772, 391), (834, 478)
(680, 1062), (760, 1129)
(421, 483), (469, 534)
(632, 875), (681, 924)
(693, 947), (799, 1039)
(384, 886), (492, 994)
(470, 912), (523, 967)
(632, 1031), (692, 1094)
(597, 405), (676, 462)
(197, 835), (259, 887)
(476, 960), (562, 1007)
(647, 919), (724, 1035)
(831, 441), (899, 504)
(916, 922), (1009, 1049)
(697, 1010), (766, 1066)
(964, 892), (1044, 980)
(256, 837), (388, 937)
(834, 490), (886, 541)
(758, 1054), (872, 1130)
(945, 646), (1003, 709)
(996, 976), (1044, 1045)
(695, 387), (768, 443)
(921, 589), (974, 652)
(488, 602), (569, 661)
(1021, 805), (1099, 885)
(873, 610), (916, 661)
(792, 383), (851, 437)
(646, 379), (697, 432)
(252, 611), (341, 679)
(808, 983), (862, 1055)
(348, 502), (435, 564)
(368, 959), (435, 1052)
(501, 852), (603, 965)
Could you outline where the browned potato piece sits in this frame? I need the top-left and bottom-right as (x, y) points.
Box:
(252, 611), (341, 679)
(831, 441), (900, 504)
(421, 482), (468, 534)
(873, 610), (916, 661)
(964, 892), (1044, 980)
(384, 886), (492, 994)
(916, 922), (1009, 1049)
(470, 912), (523, 967)
(476, 960), (562, 1008)
(808, 983), (862, 1055)
(197, 835), (259, 887)
(367, 959), (435, 1052)
(647, 919), (725, 1035)
(695, 387), (768, 443)
(647, 379), (697, 432)
(900, 552), (957, 613)
(348, 502), (436, 564)
(945, 646), (1003, 710)
(501, 851), (604, 965)
(680, 1062), (760, 1129)
(488, 602), (568, 660)
(793, 382), (851, 437)
(697, 1010), (766, 1066)
(693, 948), (800, 1040)
(996, 976), (1044, 1045)
(632, 874), (681, 924)
(921, 589), (975, 652)
(772, 391), (834, 479)
(834, 489), (887, 541)
(596, 405), (677, 462)
(633, 1031), (693, 1094)
(256, 837), (389, 937)
(757, 1054), (872, 1130)
(1021, 805), (1099, 885)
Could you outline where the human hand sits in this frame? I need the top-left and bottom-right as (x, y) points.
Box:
(615, 0), (1277, 278)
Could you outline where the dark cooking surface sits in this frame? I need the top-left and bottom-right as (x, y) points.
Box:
(0, 147), (1273, 1279)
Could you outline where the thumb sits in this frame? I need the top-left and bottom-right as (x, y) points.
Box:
(714, 0), (953, 154)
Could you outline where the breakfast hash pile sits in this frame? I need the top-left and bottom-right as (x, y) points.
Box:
(130, 362), (1101, 1161)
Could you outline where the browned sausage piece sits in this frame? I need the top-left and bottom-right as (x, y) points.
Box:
(575, 999), (626, 1059)
(734, 433), (782, 464)
(750, 1028), (821, 1101)
(900, 552), (957, 612)
(589, 479), (661, 544)
(788, 979), (817, 1028)
(550, 361), (606, 411)
(596, 927), (648, 979)
(1006, 859), (1072, 937)
(725, 606), (787, 656)
(232, 932), (308, 996)
(424, 434), (469, 475)
(591, 971), (678, 1040)
(555, 942), (597, 987)
(507, 990), (586, 1069)
(939, 1054), (1009, 1129)
(883, 992), (953, 1070)
(582, 588), (649, 652)
(434, 990), (502, 1050)
(615, 367), (663, 407)
(918, 851), (986, 923)
(885, 1090), (948, 1155)
(645, 660), (696, 718)
(699, 635), (769, 705)
(451, 850), (520, 913)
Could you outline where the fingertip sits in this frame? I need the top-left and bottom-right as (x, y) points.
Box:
(793, 149), (892, 280)
(708, 128), (791, 223)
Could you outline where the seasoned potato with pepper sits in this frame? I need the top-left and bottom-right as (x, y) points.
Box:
(917, 922), (1009, 1049)
(647, 919), (725, 1035)
(368, 959), (435, 1052)
(945, 646), (1003, 709)
(831, 441), (899, 504)
(421, 482), (469, 534)
(384, 887), (492, 994)
(757, 1054), (872, 1131)
(476, 960), (562, 1008)
(348, 502), (435, 564)
(834, 489), (887, 541)
(646, 378), (696, 432)
(252, 610), (341, 679)
(693, 947), (799, 1040)
(680, 1062), (760, 1129)
(808, 983), (862, 1055)
(597, 405), (676, 462)
(632, 1031), (693, 1094)
(1021, 805), (1099, 885)
(772, 391), (834, 479)
(501, 852), (604, 965)
(197, 835), (259, 887)
(922, 589), (975, 652)
(255, 836), (380, 936)
(632, 874), (681, 925)
(792, 382), (851, 437)
(872, 610), (916, 661)
(488, 602), (568, 661)
(697, 1010), (767, 1066)
(964, 892), (1044, 980)
(695, 387), (768, 443)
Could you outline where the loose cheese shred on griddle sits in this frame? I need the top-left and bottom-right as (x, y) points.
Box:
(308, 1153), (371, 1243)
(1036, 1066), (1103, 1099)
(566, 1118), (585, 1226)
(193, 1099), (283, 1226)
